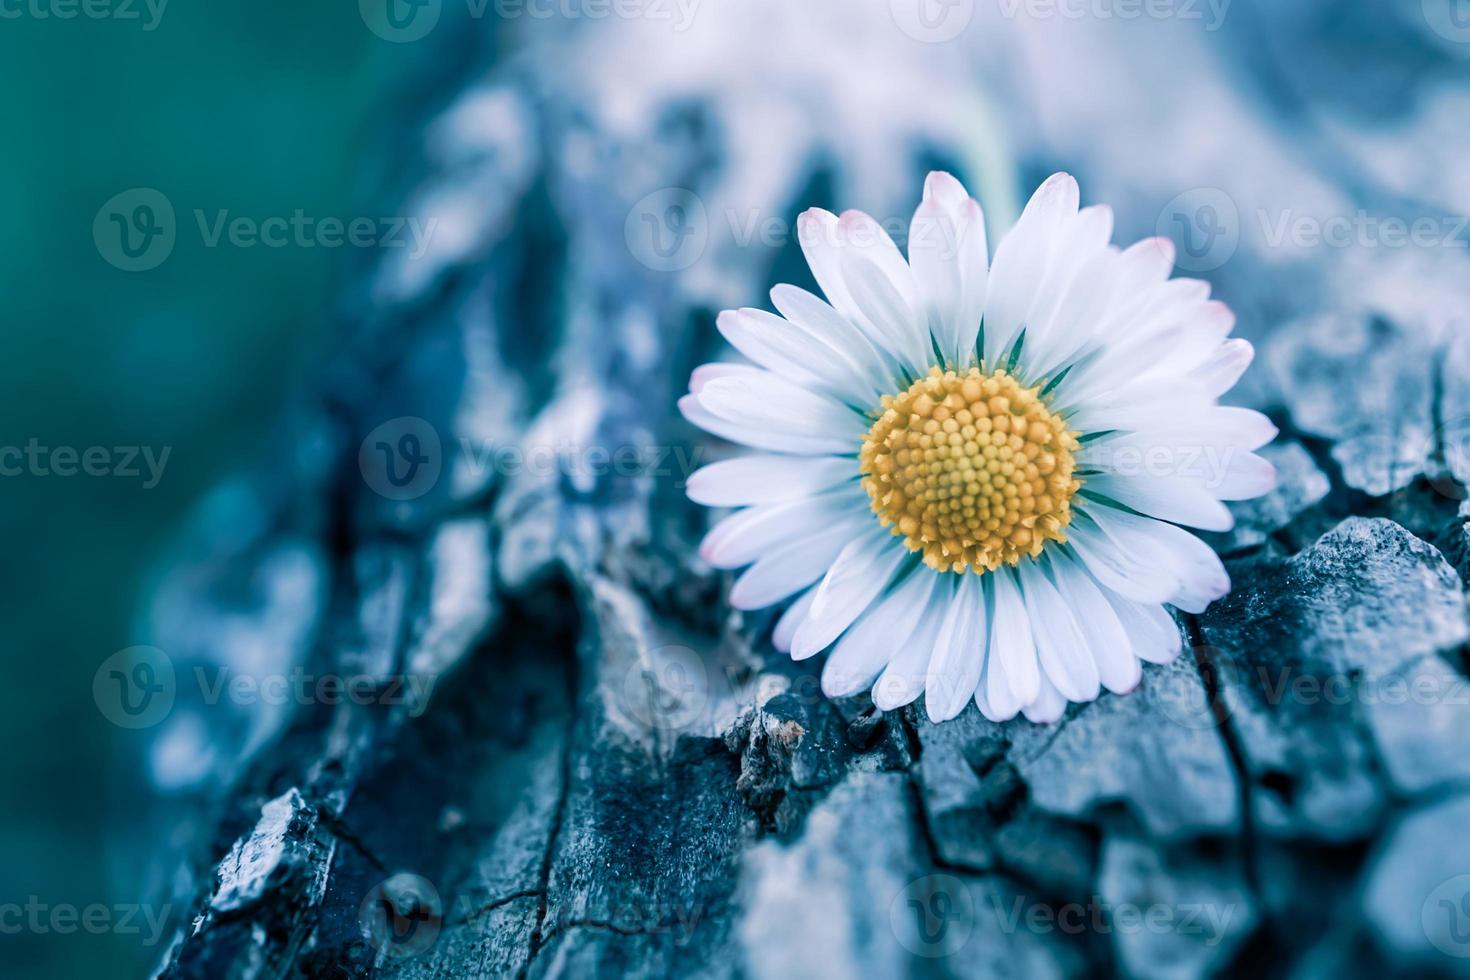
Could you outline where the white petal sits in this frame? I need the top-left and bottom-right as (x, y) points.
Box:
(1082, 428), (1279, 504)
(909, 172), (991, 368)
(953, 197), (990, 365)
(716, 309), (827, 392)
(1067, 514), (1182, 606)
(1077, 408), (1280, 467)
(797, 208), (861, 321)
(1020, 204), (1115, 373)
(873, 576), (951, 710)
(908, 196), (963, 363)
(973, 670), (1007, 723)
(797, 208), (923, 372)
(980, 642), (1020, 723)
(1050, 558), (1141, 695)
(989, 568), (1040, 707)
(1182, 338), (1254, 398)
(1084, 505), (1230, 614)
(837, 209), (923, 313)
(728, 513), (869, 610)
(1020, 563), (1101, 704)
(690, 361), (761, 393)
(700, 489), (865, 569)
(983, 173), (1079, 365)
(841, 248), (928, 372)
(821, 569), (936, 698)
(1192, 407), (1279, 452)
(1102, 591), (1183, 665)
(773, 587), (817, 653)
(791, 529), (907, 660)
(924, 573), (989, 722)
(1115, 236), (1176, 291)
(697, 372), (864, 456)
(716, 308), (876, 406)
(976, 619), (1021, 723)
(1049, 241), (1192, 386)
(769, 284), (892, 395)
(1020, 671), (1068, 724)
(680, 393), (843, 456)
(1080, 473), (1235, 532)
(1027, 242), (1120, 381)
(1061, 300), (1236, 408)
(686, 454), (856, 508)
(1209, 451), (1278, 501)
(679, 394), (760, 450)
(923, 170), (972, 212)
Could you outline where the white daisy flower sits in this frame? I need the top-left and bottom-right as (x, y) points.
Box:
(680, 172), (1277, 724)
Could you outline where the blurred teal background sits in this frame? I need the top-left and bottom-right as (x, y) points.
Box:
(0, 5), (427, 975)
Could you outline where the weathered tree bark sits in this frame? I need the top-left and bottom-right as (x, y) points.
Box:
(139, 8), (1470, 978)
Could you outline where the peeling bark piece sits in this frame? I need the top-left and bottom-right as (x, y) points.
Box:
(1266, 314), (1435, 496)
(212, 790), (332, 913)
(584, 572), (754, 748)
(1201, 517), (1470, 839)
(158, 789), (336, 978)
(1205, 516), (1468, 683)
(407, 517), (499, 680)
(1003, 655), (1240, 840)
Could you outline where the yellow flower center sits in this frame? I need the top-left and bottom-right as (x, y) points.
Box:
(859, 366), (1082, 574)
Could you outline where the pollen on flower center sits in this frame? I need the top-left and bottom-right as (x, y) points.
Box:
(859, 366), (1082, 574)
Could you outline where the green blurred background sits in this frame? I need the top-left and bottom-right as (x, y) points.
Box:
(0, 4), (435, 975)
